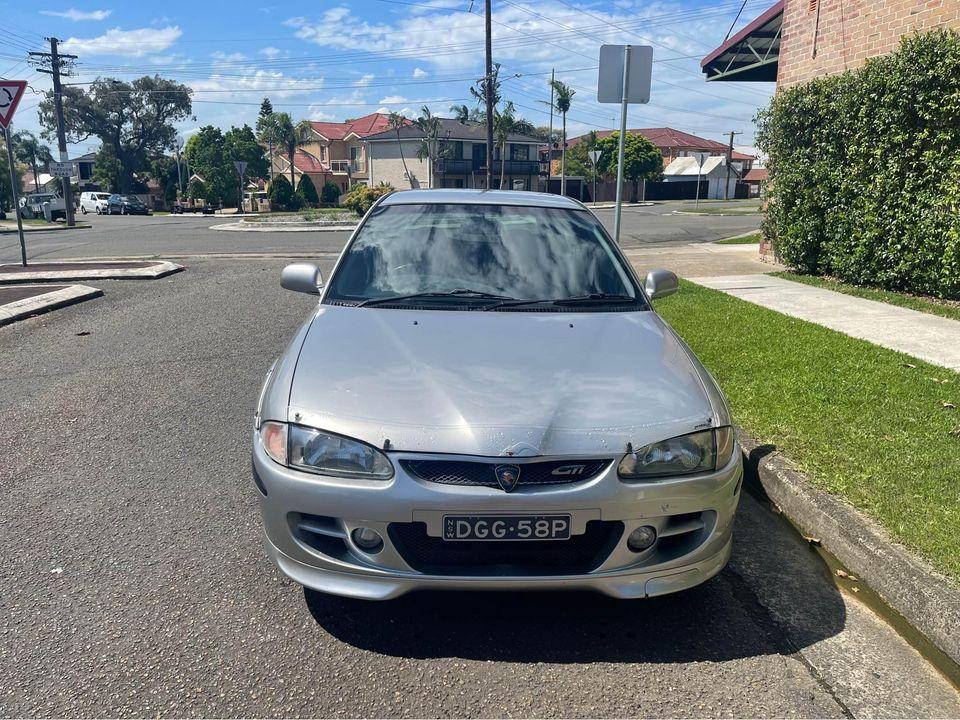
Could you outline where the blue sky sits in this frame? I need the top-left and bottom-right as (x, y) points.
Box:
(1, 0), (775, 158)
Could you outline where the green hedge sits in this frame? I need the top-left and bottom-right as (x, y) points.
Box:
(756, 29), (960, 298)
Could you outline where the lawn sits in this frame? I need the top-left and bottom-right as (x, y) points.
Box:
(655, 280), (960, 580)
(773, 272), (960, 322)
(716, 232), (761, 245)
(246, 208), (353, 223)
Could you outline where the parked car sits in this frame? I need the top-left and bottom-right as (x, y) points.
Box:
(252, 189), (742, 601)
(18, 192), (67, 220)
(79, 191), (111, 215)
(106, 194), (150, 215)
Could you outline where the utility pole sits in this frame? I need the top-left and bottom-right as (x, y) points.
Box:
(30, 38), (78, 227)
(547, 68), (554, 194)
(724, 130), (742, 201)
(484, 0), (494, 189)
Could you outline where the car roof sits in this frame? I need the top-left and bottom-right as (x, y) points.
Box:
(379, 189), (585, 210)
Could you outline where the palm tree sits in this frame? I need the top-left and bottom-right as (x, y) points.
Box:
(449, 104), (471, 124)
(387, 112), (414, 189)
(12, 131), (53, 193)
(415, 106), (442, 187)
(257, 112), (314, 190)
(549, 79), (575, 196)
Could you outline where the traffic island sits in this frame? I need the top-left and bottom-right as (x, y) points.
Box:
(0, 284), (103, 326)
(0, 260), (183, 284)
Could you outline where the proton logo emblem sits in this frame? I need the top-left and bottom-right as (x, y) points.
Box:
(494, 464), (521, 492)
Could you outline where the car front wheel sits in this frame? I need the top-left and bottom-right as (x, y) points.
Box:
(80, 205), (87, 214)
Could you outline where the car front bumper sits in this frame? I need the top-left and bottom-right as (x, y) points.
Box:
(252, 437), (743, 600)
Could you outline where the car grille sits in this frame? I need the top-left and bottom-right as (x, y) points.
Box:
(388, 520), (624, 576)
(400, 458), (610, 488)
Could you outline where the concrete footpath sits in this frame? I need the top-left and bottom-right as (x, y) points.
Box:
(690, 273), (960, 371)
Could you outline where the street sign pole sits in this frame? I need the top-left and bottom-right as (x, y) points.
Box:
(234, 161), (248, 213)
(693, 152), (709, 209)
(612, 45), (631, 244)
(598, 44), (652, 244)
(4, 126), (27, 266)
(589, 149), (602, 205)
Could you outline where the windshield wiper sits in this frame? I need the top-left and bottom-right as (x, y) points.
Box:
(358, 289), (516, 307)
(486, 292), (639, 310)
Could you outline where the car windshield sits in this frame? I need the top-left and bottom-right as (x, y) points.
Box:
(325, 203), (642, 311)
(124, 195), (141, 202)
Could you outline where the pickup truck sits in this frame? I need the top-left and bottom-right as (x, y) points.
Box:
(19, 192), (68, 221)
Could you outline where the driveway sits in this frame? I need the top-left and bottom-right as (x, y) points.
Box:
(1, 257), (956, 717)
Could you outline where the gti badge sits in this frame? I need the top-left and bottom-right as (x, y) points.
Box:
(494, 464), (521, 492)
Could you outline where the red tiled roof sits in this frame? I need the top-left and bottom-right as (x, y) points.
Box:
(281, 149), (329, 174)
(567, 127), (755, 160)
(743, 167), (769, 182)
(309, 112), (396, 140)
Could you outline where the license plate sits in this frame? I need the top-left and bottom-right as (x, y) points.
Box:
(442, 514), (571, 541)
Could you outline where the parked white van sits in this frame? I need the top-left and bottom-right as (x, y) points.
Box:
(79, 191), (112, 215)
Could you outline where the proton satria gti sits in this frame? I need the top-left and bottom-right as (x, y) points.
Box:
(252, 189), (742, 600)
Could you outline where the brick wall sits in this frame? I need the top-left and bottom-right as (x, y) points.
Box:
(778, 0), (960, 88)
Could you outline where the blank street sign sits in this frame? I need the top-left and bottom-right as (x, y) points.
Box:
(234, 160), (248, 176)
(597, 45), (653, 104)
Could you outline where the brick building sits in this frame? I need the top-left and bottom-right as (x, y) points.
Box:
(702, 0), (960, 89)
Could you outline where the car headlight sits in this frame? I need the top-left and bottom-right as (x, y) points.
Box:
(617, 427), (734, 480)
(259, 421), (393, 480)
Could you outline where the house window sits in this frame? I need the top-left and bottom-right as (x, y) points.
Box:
(510, 144), (530, 161)
(439, 140), (463, 159)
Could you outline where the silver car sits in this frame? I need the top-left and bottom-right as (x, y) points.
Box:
(253, 189), (742, 600)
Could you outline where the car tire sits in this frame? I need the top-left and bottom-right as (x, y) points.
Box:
(121, 206), (127, 215)
(80, 205), (87, 214)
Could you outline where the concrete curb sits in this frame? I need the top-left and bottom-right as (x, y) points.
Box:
(0, 260), (183, 284)
(0, 284), (103, 326)
(716, 230), (761, 243)
(738, 429), (960, 665)
(0, 223), (92, 234)
(673, 210), (761, 217)
(210, 221), (357, 233)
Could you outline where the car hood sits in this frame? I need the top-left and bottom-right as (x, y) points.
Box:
(287, 305), (719, 456)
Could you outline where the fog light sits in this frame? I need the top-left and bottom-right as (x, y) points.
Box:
(351, 527), (383, 553)
(627, 525), (657, 552)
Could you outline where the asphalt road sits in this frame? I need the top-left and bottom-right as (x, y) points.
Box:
(0, 205), (760, 264)
(2, 257), (958, 717)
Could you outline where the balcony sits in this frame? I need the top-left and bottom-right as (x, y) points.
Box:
(433, 158), (544, 176)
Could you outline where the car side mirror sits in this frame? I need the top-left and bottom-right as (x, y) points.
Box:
(281, 263), (324, 295)
(644, 269), (678, 300)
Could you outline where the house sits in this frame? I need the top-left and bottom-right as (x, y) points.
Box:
(741, 167), (769, 197)
(701, 0), (960, 88)
(563, 127), (755, 170)
(269, 112), (394, 196)
(363, 118), (543, 190)
(660, 155), (735, 200)
(20, 151), (98, 194)
(70, 152), (97, 189)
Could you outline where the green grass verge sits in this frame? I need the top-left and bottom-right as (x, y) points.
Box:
(716, 232), (761, 245)
(655, 280), (960, 580)
(246, 208), (351, 222)
(773, 272), (960, 322)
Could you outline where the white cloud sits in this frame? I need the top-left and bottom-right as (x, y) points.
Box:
(259, 46), (282, 58)
(211, 51), (247, 62)
(39, 8), (111, 21)
(378, 95), (407, 104)
(412, 67), (428, 79)
(190, 67), (325, 100)
(60, 26), (182, 56)
(355, 73), (375, 87)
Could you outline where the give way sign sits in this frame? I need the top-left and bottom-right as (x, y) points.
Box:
(0, 81), (27, 129)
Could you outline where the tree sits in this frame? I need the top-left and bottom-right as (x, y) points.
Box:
(39, 75), (192, 193)
(320, 181), (340, 204)
(470, 63), (501, 109)
(186, 177), (207, 200)
(150, 155), (180, 204)
(565, 130), (599, 184)
(257, 98), (274, 181)
(267, 174), (296, 210)
(414, 106), (443, 186)
(92, 145), (122, 192)
(0, 134), (20, 217)
(492, 102), (535, 189)
(297, 174), (319, 206)
(223, 124), (269, 180)
(549, 79), (575, 196)
(256, 111), (312, 189)
(387, 112), (413, 189)
(595, 131), (663, 203)
(12, 131), (53, 193)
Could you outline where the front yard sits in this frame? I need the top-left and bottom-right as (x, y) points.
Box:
(656, 280), (960, 580)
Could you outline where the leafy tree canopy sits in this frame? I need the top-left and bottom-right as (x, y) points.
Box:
(39, 75), (192, 193)
(595, 131), (663, 202)
(297, 174), (319, 206)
